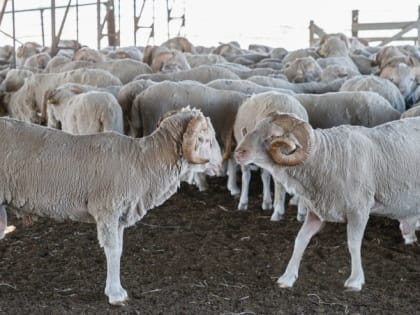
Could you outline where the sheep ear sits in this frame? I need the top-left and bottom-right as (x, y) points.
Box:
(69, 85), (84, 94)
(408, 56), (420, 67)
(241, 127), (248, 137)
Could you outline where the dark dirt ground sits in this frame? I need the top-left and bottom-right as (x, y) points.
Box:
(0, 175), (419, 315)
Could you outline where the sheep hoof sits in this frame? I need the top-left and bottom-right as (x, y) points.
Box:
(237, 203), (248, 211)
(297, 213), (306, 222)
(344, 278), (364, 292)
(107, 287), (129, 306)
(277, 274), (296, 288)
(270, 213), (284, 221)
(228, 187), (241, 197)
(403, 234), (417, 245)
(262, 201), (273, 210)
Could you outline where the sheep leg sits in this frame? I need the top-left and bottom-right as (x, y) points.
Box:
(0, 204), (6, 240)
(296, 198), (307, 222)
(399, 217), (419, 244)
(271, 181), (286, 221)
(97, 221), (128, 305)
(261, 169), (273, 210)
(227, 158), (240, 196)
(344, 212), (369, 291)
(238, 164), (252, 210)
(277, 210), (323, 288)
(193, 172), (209, 192)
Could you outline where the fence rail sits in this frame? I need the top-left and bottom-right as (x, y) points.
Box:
(309, 5), (420, 47)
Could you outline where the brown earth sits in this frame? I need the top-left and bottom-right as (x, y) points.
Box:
(0, 175), (419, 314)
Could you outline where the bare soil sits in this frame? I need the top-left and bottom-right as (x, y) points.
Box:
(0, 175), (419, 314)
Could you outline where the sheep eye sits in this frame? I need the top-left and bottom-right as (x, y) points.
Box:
(198, 136), (204, 143)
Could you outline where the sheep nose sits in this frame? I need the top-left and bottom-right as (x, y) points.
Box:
(234, 148), (248, 162)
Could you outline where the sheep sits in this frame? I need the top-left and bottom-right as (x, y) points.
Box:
(379, 61), (420, 107)
(234, 112), (420, 291)
(349, 53), (378, 75)
(269, 47), (288, 61)
(0, 69), (33, 93)
(3, 68), (122, 124)
(130, 80), (247, 194)
(206, 79), (295, 96)
(339, 75), (406, 112)
(247, 75), (345, 94)
(184, 53), (227, 68)
(0, 107), (222, 304)
(142, 45), (171, 66)
(106, 46), (143, 61)
(23, 52), (51, 71)
(281, 56), (323, 83)
(316, 35), (360, 73)
(117, 79), (156, 133)
(160, 36), (195, 53)
(134, 64), (240, 84)
(16, 41), (42, 67)
(44, 55), (72, 72)
(46, 58), (153, 84)
(45, 88), (124, 135)
(213, 63), (285, 80)
(320, 64), (359, 82)
(400, 102), (420, 119)
(233, 92), (308, 221)
(0, 45), (14, 64)
(281, 48), (319, 65)
(72, 46), (106, 63)
(294, 91), (400, 129)
(250, 58), (284, 70)
(150, 50), (191, 73)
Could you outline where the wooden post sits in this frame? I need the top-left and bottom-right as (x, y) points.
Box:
(352, 10), (359, 37)
(417, 5), (420, 45)
(51, 0), (57, 57)
(309, 20), (314, 46)
(106, 0), (118, 47)
(97, 0), (101, 49)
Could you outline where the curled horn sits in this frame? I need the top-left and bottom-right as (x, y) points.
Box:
(268, 113), (315, 166)
(182, 115), (209, 164)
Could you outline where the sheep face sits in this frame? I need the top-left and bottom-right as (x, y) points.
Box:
(235, 113), (314, 168)
(283, 57), (322, 83)
(182, 115), (223, 176)
(234, 116), (282, 168)
(380, 63), (417, 99)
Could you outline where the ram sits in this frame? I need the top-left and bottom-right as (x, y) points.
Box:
(0, 108), (222, 305)
(235, 113), (420, 291)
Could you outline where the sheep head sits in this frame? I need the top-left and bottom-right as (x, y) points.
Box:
(268, 113), (314, 166)
(182, 114), (212, 164)
(235, 112), (314, 168)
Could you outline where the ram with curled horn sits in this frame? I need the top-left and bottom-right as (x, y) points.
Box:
(235, 112), (420, 292)
(268, 112), (315, 166)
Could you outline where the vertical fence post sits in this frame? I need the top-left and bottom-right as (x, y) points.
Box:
(309, 20), (314, 46)
(417, 5), (420, 45)
(352, 10), (358, 37)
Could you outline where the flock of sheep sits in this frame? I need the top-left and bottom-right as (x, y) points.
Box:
(0, 33), (419, 305)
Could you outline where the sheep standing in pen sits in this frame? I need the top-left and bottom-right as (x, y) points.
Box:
(44, 84), (124, 135)
(234, 113), (420, 291)
(0, 107), (222, 305)
(130, 80), (247, 194)
(2, 68), (122, 124)
(339, 75), (406, 113)
(233, 92), (308, 221)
